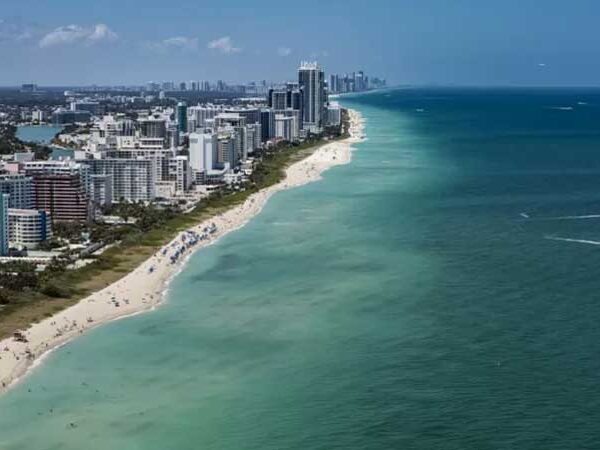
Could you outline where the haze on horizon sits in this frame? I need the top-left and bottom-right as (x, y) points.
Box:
(0, 0), (597, 87)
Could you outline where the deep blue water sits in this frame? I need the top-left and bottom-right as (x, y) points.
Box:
(2, 88), (600, 449)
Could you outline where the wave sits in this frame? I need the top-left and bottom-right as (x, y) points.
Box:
(525, 214), (600, 221)
(545, 236), (600, 246)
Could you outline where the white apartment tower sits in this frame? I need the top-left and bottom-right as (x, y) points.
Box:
(189, 131), (217, 174)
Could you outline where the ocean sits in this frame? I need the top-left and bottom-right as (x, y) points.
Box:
(2, 88), (600, 449)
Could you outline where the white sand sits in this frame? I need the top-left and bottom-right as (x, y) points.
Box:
(0, 109), (365, 395)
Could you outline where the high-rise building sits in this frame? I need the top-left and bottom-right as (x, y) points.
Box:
(273, 109), (301, 142)
(298, 62), (326, 133)
(70, 101), (103, 116)
(217, 133), (237, 168)
(23, 161), (91, 196)
(246, 123), (262, 153)
(32, 174), (90, 223)
(189, 131), (217, 174)
(89, 174), (112, 208)
(0, 174), (34, 209)
(166, 156), (192, 193)
(0, 194), (9, 256)
(325, 102), (342, 126)
(187, 105), (223, 129)
(88, 158), (156, 203)
(260, 109), (275, 142)
(8, 209), (52, 249)
(214, 113), (246, 129)
(268, 89), (288, 110)
(52, 109), (92, 125)
(32, 110), (47, 122)
(139, 116), (167, 139)
(177, 102), (188, 134)
(167, 124), (180, 149)
(225, 108), (261, 126)
(329, 74), (337, 94)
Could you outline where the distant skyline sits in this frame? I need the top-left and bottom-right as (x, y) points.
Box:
(0, 0), (599, 86)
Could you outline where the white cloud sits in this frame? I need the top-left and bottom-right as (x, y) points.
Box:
(277, 46), (292, 57)
(146, 36), (199, 53)
(39, 23), (118, 48)
(207, 36), (240, 54)
(87, 24), (118, 44)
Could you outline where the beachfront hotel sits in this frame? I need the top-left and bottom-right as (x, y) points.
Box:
(32, 174), (90, 223)
(88, 158), (157, 203)
(8, 208), (52, 249)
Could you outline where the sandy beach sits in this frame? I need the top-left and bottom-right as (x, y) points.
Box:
(0, 109), (365, 395)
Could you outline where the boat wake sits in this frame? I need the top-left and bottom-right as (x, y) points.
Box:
(545, 236), (600, 246)
(526, 214), (600, 221)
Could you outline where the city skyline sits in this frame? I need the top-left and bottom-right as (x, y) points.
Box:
(1, 0), (600, 86)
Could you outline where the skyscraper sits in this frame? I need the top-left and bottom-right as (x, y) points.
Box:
(329, 74), (337, 93)
(189, 131), (217, 175)
(0, 194), (10, 256)
(298, 62), (326, 133)
(268, 89), (287, 110)
(177, 102), (188, 134)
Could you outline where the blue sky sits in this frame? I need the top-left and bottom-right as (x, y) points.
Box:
(0, 0), (598, 86)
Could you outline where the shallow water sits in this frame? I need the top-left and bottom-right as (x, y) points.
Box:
(2, 88), (600, 449)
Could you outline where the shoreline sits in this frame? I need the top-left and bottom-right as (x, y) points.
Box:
(0, 108), (366, 396)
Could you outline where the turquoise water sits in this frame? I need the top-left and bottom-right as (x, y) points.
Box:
(16, 125), (73, 160)
(16, 126), (62, 144)
(2, 88), (600, 448)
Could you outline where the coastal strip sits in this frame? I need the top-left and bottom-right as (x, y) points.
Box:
(0, 109), (365, 395)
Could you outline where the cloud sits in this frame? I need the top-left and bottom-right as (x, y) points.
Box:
(277, 46), (292, 57)
(39, 23), (118, 48)
(147, 36), (199, 53)
(207, 36), (240, 54)
(87, 24), (118, 44)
